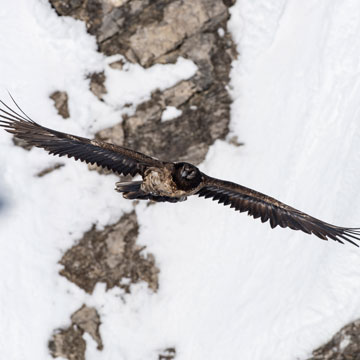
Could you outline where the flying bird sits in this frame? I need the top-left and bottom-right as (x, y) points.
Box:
(1, 98), (360, 246)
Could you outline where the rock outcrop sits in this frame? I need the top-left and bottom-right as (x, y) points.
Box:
(308, 319), (360, 360)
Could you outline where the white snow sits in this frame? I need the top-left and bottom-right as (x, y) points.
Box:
(161, 106), (183, 122)
(104, 56), (197, 112)
(1, 0), (360, 359)
(339, 335), (351, 350)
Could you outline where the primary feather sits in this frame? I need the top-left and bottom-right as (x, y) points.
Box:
(197, 175), (360, 246)
(0, 98), (160, 177)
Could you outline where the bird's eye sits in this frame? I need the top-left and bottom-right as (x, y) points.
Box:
(181, 167), (188, 178)
(187, 169), (196, 179)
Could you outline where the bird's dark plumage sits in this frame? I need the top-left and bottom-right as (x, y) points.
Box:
(0, 97), (161, 177)
(197, 176), (360, 246)
(1, 97), (360, 246)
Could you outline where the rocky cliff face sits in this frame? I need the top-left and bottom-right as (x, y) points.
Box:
(46, 1), (237, 359)
(50, 0), (237, 166)
(308, 319), (360, 360)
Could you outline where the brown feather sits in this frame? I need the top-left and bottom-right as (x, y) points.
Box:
(0, 99), (161, 177)
(197, 175), (360, 246)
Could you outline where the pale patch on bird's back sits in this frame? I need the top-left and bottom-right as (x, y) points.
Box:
(142, 166), (188, 198)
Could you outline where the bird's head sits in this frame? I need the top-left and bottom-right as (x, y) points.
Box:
(173, 162), (202, 190)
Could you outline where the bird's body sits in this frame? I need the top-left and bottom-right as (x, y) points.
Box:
(141, 164), (203, 198)
(142, 166), (184, 198)
(117, 162), (203, 202)
(1, 97), (360, 246)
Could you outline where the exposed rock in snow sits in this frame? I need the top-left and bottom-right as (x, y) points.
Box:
(71, 305), (103, 350)
(50, 90), (70, 119)
(309, 319), (360, 360)
(49, 0), (230, 67)
(158, 347), (176, 360)
(49, 325), (86, 360)
(49, 0), (237, 166)
(49, 305), (103, 360)
(99, 75), (232, 165)
(88, 72), (107, 101)
(59, 211), (159, 294)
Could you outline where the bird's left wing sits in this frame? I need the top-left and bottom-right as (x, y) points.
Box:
(0, 99), (162, 176)
(197, 174), (360, 246)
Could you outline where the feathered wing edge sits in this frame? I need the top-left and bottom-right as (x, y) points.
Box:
(197, 175), (360, 246)
(0, 97), (161, 177)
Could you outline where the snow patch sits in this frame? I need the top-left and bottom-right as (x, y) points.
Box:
(217, 28), (225, 37)
(340, 335), (351, 350)
(104, 57), (197, 110)
(161, 106), (183, 122)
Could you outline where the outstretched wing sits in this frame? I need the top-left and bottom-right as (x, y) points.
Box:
(197, 174), (360, 246)
(0, 98), (162, 176)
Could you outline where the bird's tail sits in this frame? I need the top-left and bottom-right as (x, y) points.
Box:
(115, 180), (142, 194)
(115, 180), (185, 203)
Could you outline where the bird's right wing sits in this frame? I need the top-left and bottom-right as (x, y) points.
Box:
(197, 174), (360, 246)
(0, 98), (162, 176)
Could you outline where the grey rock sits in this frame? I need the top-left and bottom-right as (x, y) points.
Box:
(125, 0), (227, 67)
(309, 319), (360, 360)
(88, 72), (107, 101)
(159, 347), (176, 360)
(49, 0), (237, 165)
(71, 305), (103, 350)
(50, 90), (70, 119)
(49, 325), (86, 360)
(59, 211), (159, 294)
(48, 305), (103, 360)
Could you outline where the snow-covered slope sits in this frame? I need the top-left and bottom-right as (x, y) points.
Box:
(1, 0), (360, 359)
